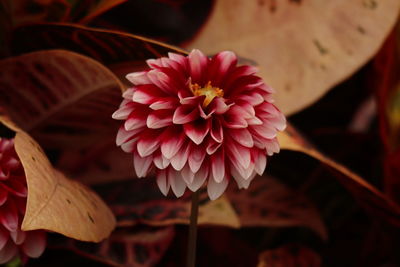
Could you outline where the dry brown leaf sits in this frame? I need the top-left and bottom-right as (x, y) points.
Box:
(142, 195), (240, 228)
(14, 131), (116, 242)
(227, 175), (327, 240)
(0, 116), (116, 242)
(0, 49), (124, 149)
(258, 244), (321, 267)
(51, 226), (175, 267)
(186, 0), (400, 115)
(278, 124), (400, 225)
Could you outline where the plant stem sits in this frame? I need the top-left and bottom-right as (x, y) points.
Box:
(186, 190), (200, 267)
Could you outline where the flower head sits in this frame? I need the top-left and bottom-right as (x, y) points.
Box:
(113, 49), (286, 200)
(0, 138), (46, 264)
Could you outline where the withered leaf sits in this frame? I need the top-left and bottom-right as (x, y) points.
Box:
(10, 23), (187, 65)
(278, 124), (400, 226)
(227, 175), (327, 240)
(186, 0), (400, 115)
(97, 179), (240, 229)
(0, 116), (116, 242)
(0, 49), (124, 149)
(12, 130), (116, 242)
(258, 244), (321, 267)
(51, 226), (175, 267)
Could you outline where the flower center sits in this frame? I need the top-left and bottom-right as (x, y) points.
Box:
(190, 81), (224, 107)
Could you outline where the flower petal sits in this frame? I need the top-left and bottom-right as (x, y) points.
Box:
(133, 153), (153, 177)
(132, 85), (165, 104)
(188, 49), (208, 83)
(116, 126), (142, 146)
(153, 153), (170, 170)
(184, 119), (210, 145)
(206, 51), (237, 86)
(156, 170), (169, 196)
(10, 228), (26, 245)
(254, 151), (267, 175)
(168, 168), (186, 197)
(137, 131), (161, 157)
(147, 110), (173, 129)
(181, 164), (195, 185)
(211, 149), (225, 183)
(0, 190), (7, 206)
(173, 105), (199, 124)
(187, 165), (209, 192)
(188, 145), (206, 173)
(22, 230), (46, 258)
(210, 118), (224, 143)
(229, 128), (254, 148)
(149, 98), (178, 110)
(0, 227), (8, 251)
(207, 177), (228, 200)
(126, 71), (151, 85)
(170, 142), (191, 171)
(223, 106), (248, 128)
(161, 128), (185, 159)
(227, 138), (251, 169)
(0, 202), (18, 232)
(0, 240), (17, 264)
(112, 104), (134, 120)
(250, 123), (278, 139)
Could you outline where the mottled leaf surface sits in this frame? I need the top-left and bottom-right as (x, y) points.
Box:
(51, 226), (175, 267)
(0, 49), (124, 149)
(227, 175), (327, 240)
(10, 23), (187, 65)
(96, 179), (240, 229)
(278, 124), (400, 226)
(0, 116), (116, 242)
(186, 0), (400, 115)
(258, 244), (321, 267)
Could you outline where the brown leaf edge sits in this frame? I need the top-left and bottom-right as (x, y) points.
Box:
(278, 123), (400, 226)
(0, 115), (116, 242)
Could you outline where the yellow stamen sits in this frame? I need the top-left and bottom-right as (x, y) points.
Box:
(190, 81), (224, 107)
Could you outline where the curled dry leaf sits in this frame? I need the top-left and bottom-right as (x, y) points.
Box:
(51, 226), (175, 267)
(278, 124), (400, 226)
(97, 179), (240, 229)
(258, 244), (321, 267)
(0, 49), (124, 149)
(227, 175), (327, 241)
(0, 116), (116, 242)
(186, 0), (400, 115)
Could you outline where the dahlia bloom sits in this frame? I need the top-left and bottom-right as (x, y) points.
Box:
(113, 49), (286, 200)
(0, 138), (46, 264)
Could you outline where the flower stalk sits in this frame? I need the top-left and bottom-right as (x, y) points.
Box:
(186, 190), (200, 267)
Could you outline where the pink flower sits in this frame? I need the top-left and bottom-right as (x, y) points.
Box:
(113, 49), (286, 200)
(0, 138), (46, 264)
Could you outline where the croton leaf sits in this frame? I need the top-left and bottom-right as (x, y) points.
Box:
(373, 25), (400, 204)
(258, 244), (321, 267)
(9, 23), (187, 66)
(227, 175), (328, 241)
(0, 115), (116, 242)
(278, 124), (400, 226)
(76, 0), (128, 23)
(95, 179), (240, 229)
(186, 0), (400, 115)
(51, 226), (175, 267)
(0, 49), (124, 149)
